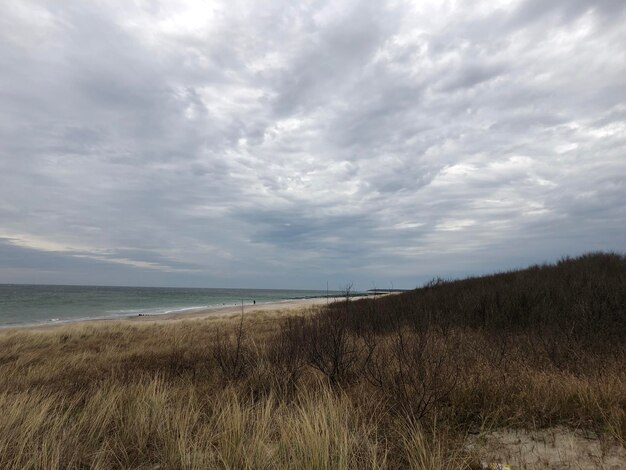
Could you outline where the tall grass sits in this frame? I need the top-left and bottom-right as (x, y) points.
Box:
(0, 378), (416, 469)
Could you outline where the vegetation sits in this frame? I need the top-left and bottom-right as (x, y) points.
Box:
(0, 252), (624, 468)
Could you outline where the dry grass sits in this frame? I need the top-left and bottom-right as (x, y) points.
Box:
(0, 317), (476, 469)
(0, 316), (623, 468)
(0, 253), (625, 468)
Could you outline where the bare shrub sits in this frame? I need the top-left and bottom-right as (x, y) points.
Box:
(265, 316), (309, 397)
(212, 313), (251, 382)
(365, 328), (459, 419)
(302, 312), (364, 385)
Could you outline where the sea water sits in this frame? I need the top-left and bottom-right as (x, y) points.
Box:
(0, 284), (339, 327)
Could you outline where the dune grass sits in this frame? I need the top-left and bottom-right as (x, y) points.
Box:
(0, 253), (625, 468)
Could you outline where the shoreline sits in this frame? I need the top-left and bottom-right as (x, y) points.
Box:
(131, 295), (346, 322)
(1, 295), (368, 332)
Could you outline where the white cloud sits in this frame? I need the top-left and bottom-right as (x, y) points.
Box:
(0, 0), (625, 288)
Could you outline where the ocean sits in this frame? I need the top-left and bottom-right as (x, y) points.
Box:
(0, 284), (340, 328)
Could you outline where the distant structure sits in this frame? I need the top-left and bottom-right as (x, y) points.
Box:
(365, 289), (409, 296)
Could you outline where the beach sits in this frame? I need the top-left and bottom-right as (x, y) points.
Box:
(0, 284), (364, 330)
(1, 294), (369, 332)
(132, 295), (350, 321)
(0, 256), (625, 469)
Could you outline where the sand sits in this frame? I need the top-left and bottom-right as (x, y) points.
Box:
(469, 427), (626, 469)
(131, 295), (352, 322)
(3, 295), (367, 332)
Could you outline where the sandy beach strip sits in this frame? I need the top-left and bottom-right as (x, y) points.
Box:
(131, 295), (350, 322)
(131, 294), (383, 322)
(2, 295), (371, 332)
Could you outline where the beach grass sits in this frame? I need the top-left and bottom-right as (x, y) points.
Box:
(0, 253), (625, 468)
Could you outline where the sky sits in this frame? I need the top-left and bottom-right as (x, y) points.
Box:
(0, 0), (625, 290)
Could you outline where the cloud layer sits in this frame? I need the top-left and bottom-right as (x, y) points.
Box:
(1, 0), (625, 288)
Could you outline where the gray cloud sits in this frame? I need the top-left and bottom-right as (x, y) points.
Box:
(1, 0), (625, 289)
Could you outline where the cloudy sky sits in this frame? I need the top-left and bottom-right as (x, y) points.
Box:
(1, 0), (625, 289)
